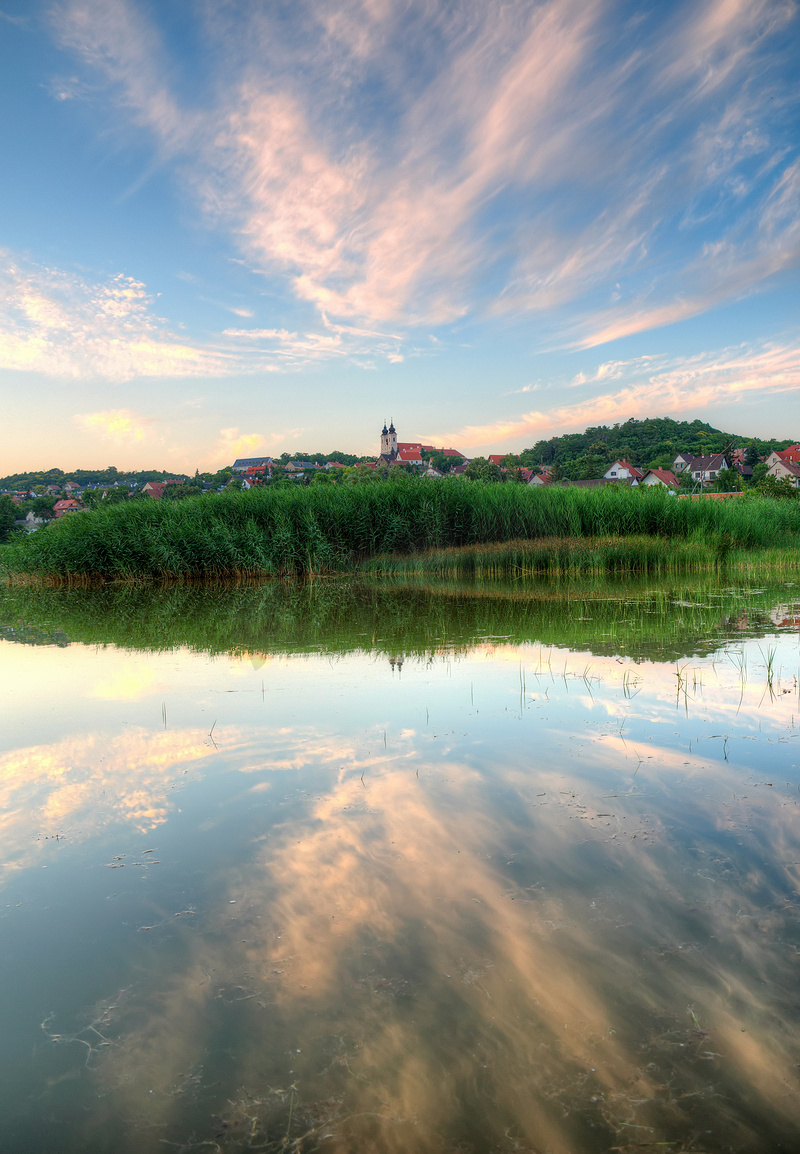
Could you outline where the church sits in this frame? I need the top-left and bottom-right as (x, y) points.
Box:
(376, 422), (443, 468)
(377, 421), (399, 466)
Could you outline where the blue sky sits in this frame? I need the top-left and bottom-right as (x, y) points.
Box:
(1, 0), (799, 472)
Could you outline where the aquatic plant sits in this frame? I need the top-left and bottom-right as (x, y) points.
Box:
(3, 480), (800, 582)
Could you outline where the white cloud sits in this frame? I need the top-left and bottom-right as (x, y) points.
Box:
(49, 0), (800, 341)
(212, 426), (305, 465)
(0, 253), (233, 380)
(0, 251), (404, 379)
(442, 340), (800, 449)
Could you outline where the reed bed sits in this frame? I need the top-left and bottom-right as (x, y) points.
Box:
(360, 536), (715, 576)
(3, 481), (800, 583)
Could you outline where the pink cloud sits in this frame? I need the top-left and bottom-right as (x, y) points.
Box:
(51, 0), (799, 339)
(442, 341), (800, 450)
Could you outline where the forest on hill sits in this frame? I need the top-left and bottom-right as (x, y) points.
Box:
(519, 417), (792, 476)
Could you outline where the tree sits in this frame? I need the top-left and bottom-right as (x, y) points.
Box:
(162, 484), (202, 500)
(429, 452), (452, 473)
(0, 495), (18, 542)
(756, 475), (799, 500)
(711, 468), (743, 493)
(464, 457), (503, 481)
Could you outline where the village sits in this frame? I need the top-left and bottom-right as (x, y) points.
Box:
(3, 422), (800, 534)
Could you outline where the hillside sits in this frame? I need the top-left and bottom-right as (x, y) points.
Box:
(520, 417), (792, 473)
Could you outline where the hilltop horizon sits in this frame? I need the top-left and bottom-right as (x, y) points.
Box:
(2, 415), (796, 489)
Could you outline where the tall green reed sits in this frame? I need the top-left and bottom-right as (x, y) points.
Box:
(4, 480), (800, 582)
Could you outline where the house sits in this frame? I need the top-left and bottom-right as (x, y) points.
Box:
(767, 458), (800, 487)
(672, 452), (695, 473)
(53, 499), (81, 517)
(285, 460), (320, 473)
(603, 460), (643, 481)
(63, 481), (81, 493)
(687, 454), (728, 483)
(422, 465), (443, 477)
(768, 444), (800, 467)
(23, 511), (48, 532)
(142, 482), (166, 499)
(232, 456), (274, 473)
(640, 468), (680, 489)
(396, 447), (425, 464)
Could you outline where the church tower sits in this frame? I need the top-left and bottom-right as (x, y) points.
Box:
(380, 421), (398, 460)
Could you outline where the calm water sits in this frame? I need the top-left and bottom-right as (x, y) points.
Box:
(2, 577), (800, 1153)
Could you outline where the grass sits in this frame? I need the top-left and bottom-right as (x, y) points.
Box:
(3, 479), (800, 583)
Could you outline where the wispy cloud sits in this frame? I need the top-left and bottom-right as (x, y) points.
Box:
(49, 0), (799, 341)
(0, 8), (29, 28)
(76, 408), (153, 442)
(444, 340), (800, 448)
(0, 252), (404, 379)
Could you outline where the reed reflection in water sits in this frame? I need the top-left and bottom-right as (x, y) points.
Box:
(1, 582), (800, 1152)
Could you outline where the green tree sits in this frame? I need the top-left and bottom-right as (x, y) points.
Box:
(0, 495), (19, 542)
(428, 452), (452, 473)
(756, 475), (799, 499)
(711, 468), (743, 493)
(163, 484), (203, 501)
(464, 457), (503, 481)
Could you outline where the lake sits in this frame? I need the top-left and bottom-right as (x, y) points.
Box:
(1, 577), (800, 1153)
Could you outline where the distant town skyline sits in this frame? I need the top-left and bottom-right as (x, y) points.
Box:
(1, 0), (799, 473)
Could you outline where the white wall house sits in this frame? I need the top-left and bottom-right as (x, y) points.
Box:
(767, 459), (800, 487)
(603, 460), (643, 481)
(687, 455), (728, 483)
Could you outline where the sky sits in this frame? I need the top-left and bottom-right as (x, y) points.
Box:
(1, 0), (799, 473)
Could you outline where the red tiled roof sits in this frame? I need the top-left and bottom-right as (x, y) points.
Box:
(643, 468), (679, 487)
(611, 460), (644, 479)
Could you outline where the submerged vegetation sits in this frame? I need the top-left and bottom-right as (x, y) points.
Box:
(3, 479), (800, 583)
(2, 575), (798, 664)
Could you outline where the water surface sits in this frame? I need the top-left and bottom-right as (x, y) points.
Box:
(2, 578), (800, 1153)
